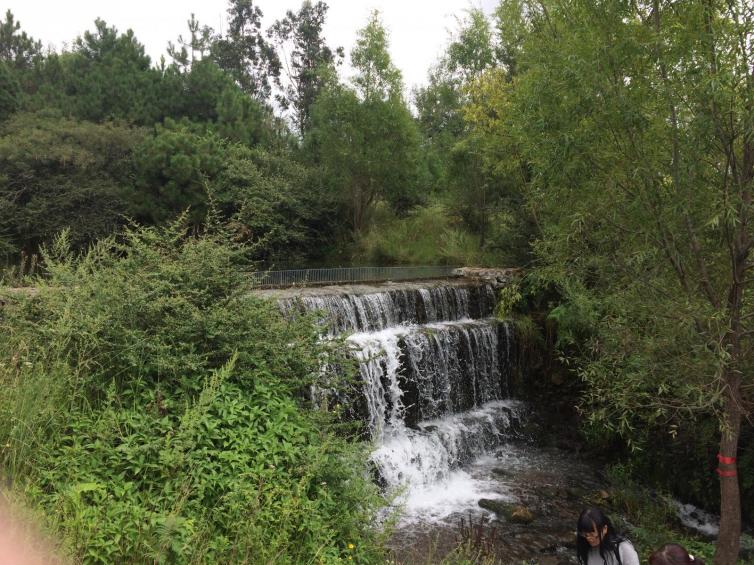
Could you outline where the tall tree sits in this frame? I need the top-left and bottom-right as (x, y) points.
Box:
(167, 13), (216, 71)
(308, 85), (420, 234)
(212, 0), (280, 100)
(446, 8), (495, 84)
(0, 61), (20, 120)
(307, 12), (419, 234)
(0, 10), (42, 70)
(268, 0), (343, 135)
(30, 19), (165, 124)
(350, 10), (403, 102)
(415, 8), (514, 252)
(491, 1), (753, 562)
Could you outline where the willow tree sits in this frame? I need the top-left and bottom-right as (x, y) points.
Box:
(483, 1), (753, 562)
(307, 10), (420, 235)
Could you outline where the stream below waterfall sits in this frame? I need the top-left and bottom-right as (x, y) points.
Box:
(384, 433), (604, 564)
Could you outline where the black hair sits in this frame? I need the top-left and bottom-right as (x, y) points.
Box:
(576, 507), (625, 565)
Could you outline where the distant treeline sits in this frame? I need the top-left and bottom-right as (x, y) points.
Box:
(0, 2), (531, 269)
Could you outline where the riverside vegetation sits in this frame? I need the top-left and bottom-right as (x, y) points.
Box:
(0, 220), (385, 563)
(1, 0), (753, 563)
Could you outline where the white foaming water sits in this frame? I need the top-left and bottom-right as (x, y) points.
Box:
(348, 325), (411, 440)
(371, 400), (523, 524)
(398, 470), (510, 524)
(674, 500), (720, 536)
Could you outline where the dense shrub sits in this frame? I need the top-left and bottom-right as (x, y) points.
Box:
(0, 220), (384, 563)
(0, 111), (145, 256)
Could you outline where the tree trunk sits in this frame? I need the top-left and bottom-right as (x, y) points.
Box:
(714, 384), (742, 565)
(715, 274), (746, 564)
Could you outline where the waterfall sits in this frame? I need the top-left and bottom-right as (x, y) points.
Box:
(280, 281), (521, 521)
(279, 283), (497, 335)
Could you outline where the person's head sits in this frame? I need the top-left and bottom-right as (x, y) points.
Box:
(576, 508), (621, 565)
(649, 544), (705, 565)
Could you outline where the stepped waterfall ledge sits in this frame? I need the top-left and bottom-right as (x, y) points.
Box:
(269, 278), (524, 522)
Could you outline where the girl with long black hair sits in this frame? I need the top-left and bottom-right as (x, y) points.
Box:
(576, 507), (640, 565)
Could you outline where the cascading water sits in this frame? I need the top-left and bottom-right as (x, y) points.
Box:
(281, 281), (524, 523)
(279, 283), (497, 336)
(347, 317), (523, 522)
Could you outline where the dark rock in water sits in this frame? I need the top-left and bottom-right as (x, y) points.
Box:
(564, 487), (586, 501)
(491, 467), (512, 478)
(478, 499), (535, 524)
(479, 498), (511, 515)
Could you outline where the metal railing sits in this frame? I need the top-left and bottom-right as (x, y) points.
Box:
(250, 266), (461, 288)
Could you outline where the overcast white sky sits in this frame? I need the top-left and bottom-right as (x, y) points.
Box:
(2, 0), (497, 92)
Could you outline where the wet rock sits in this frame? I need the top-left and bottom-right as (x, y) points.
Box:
(564, 487), (585, 501)
(479, 498), (510, 515)
(478, 499), (535, 524)
(455, 267), (522, 287)
(511, 506), (535, 524)
(491, 467), (513, 478)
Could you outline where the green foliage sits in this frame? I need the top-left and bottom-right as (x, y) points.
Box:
(495, 283), (522, 318)
(604, 465), (721, 564)
(212, 0), (280, 100)
(446, 9), (495, 83)
(0, 10), (42, 70)
(545, 293), (598, 350)
(134, 119), (223, 225)
(0, 60), (20, 120)
(352, 202), (492, 266)
(269, 1), (343, 135)
(485, 1), (754, 556)
(351, 10), (403, 102)
(0, 111), (145, 255)
(498, 0), (754, 438)
(0, 220), (384, 563)
(30, 20), (165, 125)
(211, 143), (333, 263)
(305, 10), (421, 237)
(167, 13), (216, 71)
(415, 11), (534, 264)
(173, 59), (232, 123)
(413, 65), (465, 195)
(213, 83), (272, 147)
(308, 84), (421, 234)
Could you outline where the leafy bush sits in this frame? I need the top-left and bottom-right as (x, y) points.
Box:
(0, 111), (145, 255)
(0, 219), (384, 563)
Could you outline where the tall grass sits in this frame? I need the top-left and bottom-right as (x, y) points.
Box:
(0, 220), (385, 564)
(353, 202), (498, 266)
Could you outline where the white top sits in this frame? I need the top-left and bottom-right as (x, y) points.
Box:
(586, 540), (640, 565)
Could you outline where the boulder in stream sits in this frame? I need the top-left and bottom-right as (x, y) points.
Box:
(478, 499), (535, 524)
